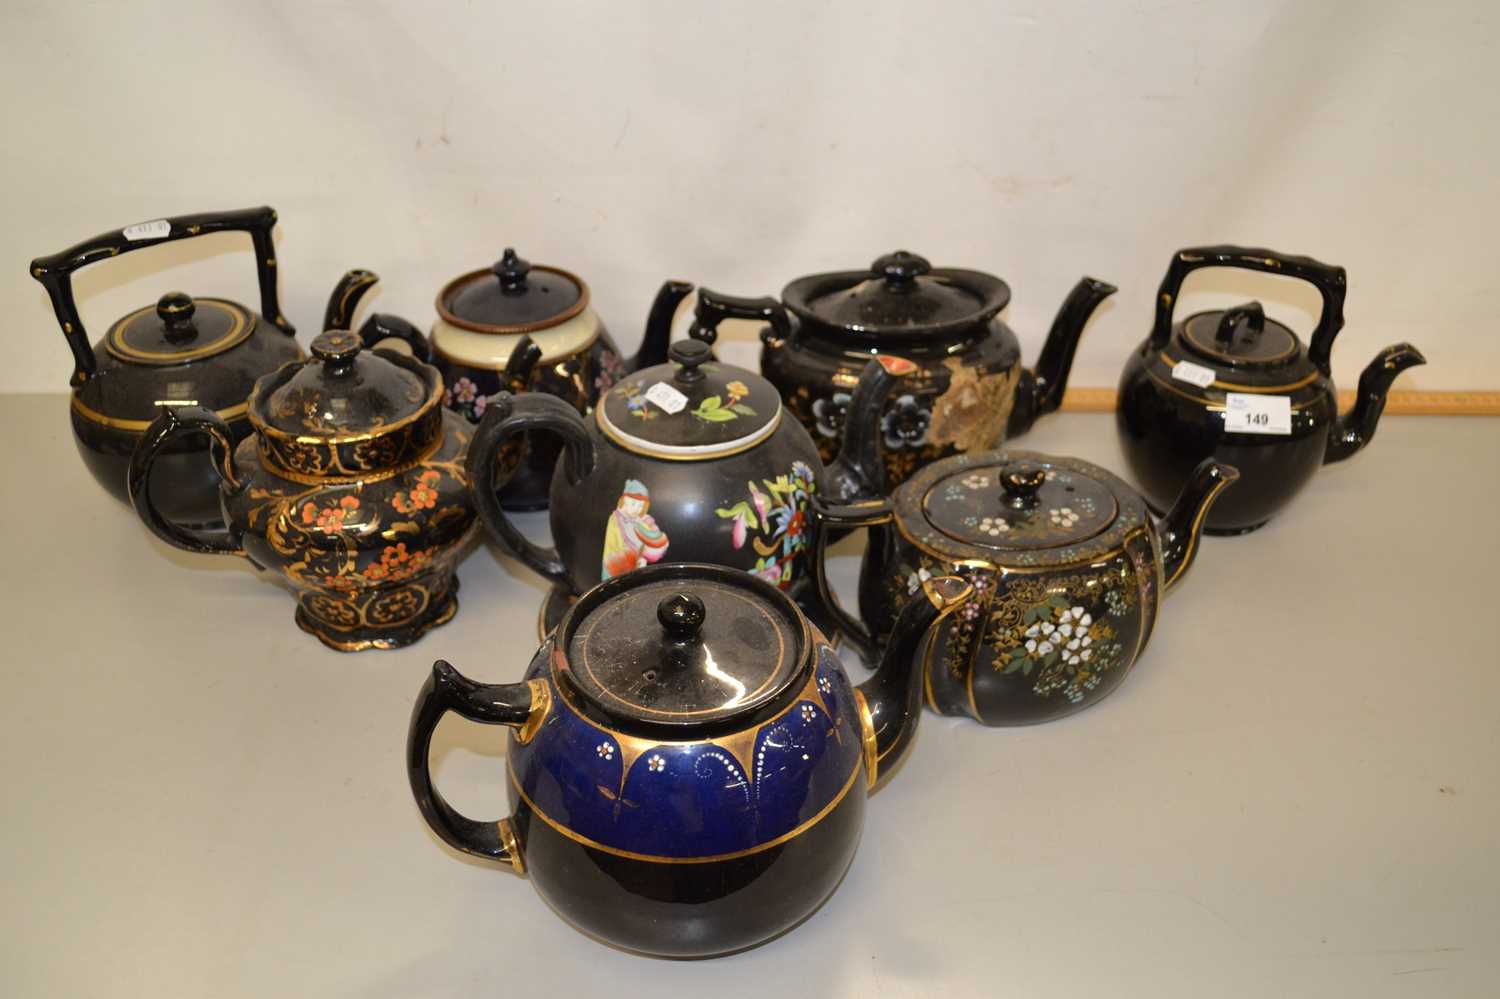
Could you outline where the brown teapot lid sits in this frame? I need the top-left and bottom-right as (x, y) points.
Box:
(436, 248), (587, 333)
(782, 250), (1011, 345)
(595, 340), (784, 460)
(921, 456), (1118, 551)
(556, 564), (809, 730)
(104, 292), (255, 366)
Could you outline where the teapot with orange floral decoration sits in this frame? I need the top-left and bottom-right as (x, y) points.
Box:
(128, 313), (481, 652)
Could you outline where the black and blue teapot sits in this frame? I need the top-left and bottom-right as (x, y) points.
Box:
(408, 561), (970, 957)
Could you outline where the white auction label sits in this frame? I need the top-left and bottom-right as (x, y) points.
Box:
(1171, 359), (1217, 388)
(642, 380), (689, 415)
(122, 219), (171, 241)
(1224, 392), (1292, 435)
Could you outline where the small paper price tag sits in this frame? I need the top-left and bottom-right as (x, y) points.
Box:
(1171, 359), (1217, 388)
(642, 381), (689, 415)
(1224, 393), (1292, 435)
(122, 219), (171, 241)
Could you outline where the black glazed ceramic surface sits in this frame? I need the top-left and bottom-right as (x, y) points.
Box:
(463, 315), (919, 601)
(688, 251), (1116, 487)
(29, 207), (302, 531)
(417, 251), (693, 510)
(815, 382), (1238, 725)
(128, 316), (480, 652)
(407, 562), (971, 957)
(1117, 245), (1426, 534)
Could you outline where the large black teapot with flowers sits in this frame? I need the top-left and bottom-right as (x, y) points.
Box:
(465, 295), (917, 633)
(687, 251), (1116, 486)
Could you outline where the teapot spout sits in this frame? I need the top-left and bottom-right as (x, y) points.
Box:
(1008, 276), (1116, 436)
(323, 269), (381, 332)
(855, 576), (971, 790)
(825, 355), (919, 504)
(1156, 459), (1239, 591)
(1324, 343), (1426, 464)
(627, 280), (695, 371)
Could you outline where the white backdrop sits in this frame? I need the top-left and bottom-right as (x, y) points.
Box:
(3, 0), (1495, 394)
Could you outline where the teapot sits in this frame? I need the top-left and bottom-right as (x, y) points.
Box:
(1117, 246), (1425, 533)
(420, 246), (693, 510)
(813, 361), (1238, 725)
(128, 308), (478, 652)
(464, 290), (915, 636)
(29, 207), (304, 532)
(407, 561), (971, 957)
(686, 250), (1116, 486)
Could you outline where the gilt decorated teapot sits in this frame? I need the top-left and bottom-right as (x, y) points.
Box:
(688, 251), (1116, 486)
(408, 562), (970, 957)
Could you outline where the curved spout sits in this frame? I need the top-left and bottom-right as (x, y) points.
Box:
(855, 575), (970, 790)
(824, 355), (918, 504)
(323, 269), (380, 331)
(1007, 276), (1116, 436)
(1156, 459), (1239, 591)
(627, 280), (694, 371)
(1324, 343), (1426, 464)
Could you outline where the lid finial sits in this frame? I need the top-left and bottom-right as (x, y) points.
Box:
(156, 291), (198, 342)
(309, 329), (363, 373)
(1214, 301), (1266, 351)
(1000, 461), (1047, 508)
(873, 250), (932, 288)
(493, 248), (531, 294)
(669, 339), (712, 384)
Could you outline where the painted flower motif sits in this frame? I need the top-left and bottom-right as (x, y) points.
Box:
(1105, 589), (1129, 617)
(1050, 507), (1080, 528)
(450, 376), (478, 405)
(881, 395), (931, 450)
(393, 470), (442, 514)
(595, 349), (627, 393)
(647, 754), (665, 772)
(818, 675), (832, 694)
(907, 567), (933, 594)
(800, 704), (817, 723)
(978, 516), (1010, 537)
(1024, 620), (1057, 657)
(472, 393), (487, 419)
(726, 380), (750, 400)
(596, 742), (615, 760)
(962, 473), (989, 489)
(812, 392), (852, 438)
(751, 556), (785, 587)
(302, 494), (360, 533)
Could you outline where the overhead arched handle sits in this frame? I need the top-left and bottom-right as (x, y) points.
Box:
(30, 206), (293, 387)
(1149, 245), (1346, 376)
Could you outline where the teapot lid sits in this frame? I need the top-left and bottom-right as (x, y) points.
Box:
(436, 247), (587, 333)
(104, 292), (255, 366)
(1178, 301), (1302, 371)
(556, 563), (810, 731)
(595, 340), (784, 459)
(782, 250), (1011, 345)
(257, 330), (431, 437)
(918, 455), (1121, 552)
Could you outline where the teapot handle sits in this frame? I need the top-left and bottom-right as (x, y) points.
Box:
(465, 390), (596, 588)
(407, 659), (547, 871)
(128, 406), (247, 556)
(30, 206), (294, 388)
(1148, 245), (1347, 377)
(689, 288), (793, 348)
(810, 497), (895, 664)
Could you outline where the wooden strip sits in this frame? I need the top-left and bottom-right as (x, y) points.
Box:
(1059, 388), (1500, 416)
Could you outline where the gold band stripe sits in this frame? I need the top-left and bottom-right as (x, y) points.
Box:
(507, 757), (860, 865)
(71, 394), (250, 432)
(1059, 386), (1500, 416)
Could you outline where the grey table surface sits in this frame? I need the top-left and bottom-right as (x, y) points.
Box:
(1, 393), (1496, 998)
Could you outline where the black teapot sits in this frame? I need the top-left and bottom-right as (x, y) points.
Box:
(408, 562), (971, 957)
(464, 293), (916, 635)
(417, 247), (692, 510)
(1117, 246), (1425, 533)
(687, 251), (1116, 486)
(29, 207), (304, 532)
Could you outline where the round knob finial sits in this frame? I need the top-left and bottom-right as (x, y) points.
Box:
(873, 250), (932, 287)
(157, 291), (197, 340)
(657, 592), (706, 640)
(310, 329), (363, 369)
(493, 248), (531, 294)
(669, 339), (712, 384)
(1000, 461), (1047, 508)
